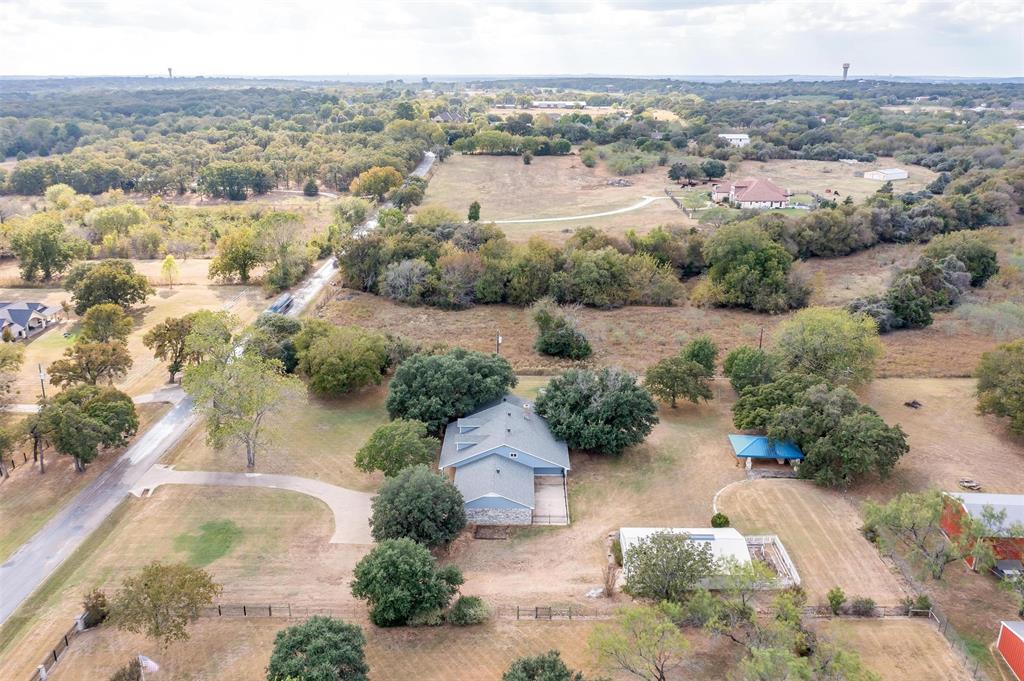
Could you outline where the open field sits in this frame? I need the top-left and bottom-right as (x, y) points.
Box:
(731, 157), (938, 203)
(164, 386), (389, 492)
(814, 618), (970, 681)
(0, 281), (266, 402)
(717, 479), (909, 604)
(0, 486), (366, 681)
(0, 403), (167, 564)
(421, 154), (689, 240)
(0, 257), (220, 288)
(321, 287), (1004, 379)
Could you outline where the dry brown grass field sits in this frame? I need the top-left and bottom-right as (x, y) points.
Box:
(0, 282), (267, 402)
(814, 619), (971, 681)
(47, 616), (742, 681)
(420, 154), (690, 241)
(731, 158), (937, 203)
(717, 479), (910, 604)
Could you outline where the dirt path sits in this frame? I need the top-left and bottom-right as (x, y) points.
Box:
(131, 465), (373, 544)
(493, 195), (671, 224)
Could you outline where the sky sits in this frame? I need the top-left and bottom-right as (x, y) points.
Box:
(0, 0), (1022, 79)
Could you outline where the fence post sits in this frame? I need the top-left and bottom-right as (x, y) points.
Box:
(288, 603), (292, 618)
(268, 606), (272, 617)
(243, 605), (247, 617)
(218, 605), (222, 616)
(516, 606), (520, 620)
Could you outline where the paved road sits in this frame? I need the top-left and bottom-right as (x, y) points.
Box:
(4, 386), (187, 414)
(132, 466), (373, 544)
(0, 149), (436, 625)
(492, 195), (670, 224)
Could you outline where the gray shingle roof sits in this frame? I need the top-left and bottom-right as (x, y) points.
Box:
(439, 395), (569, 470)
(454, 454), (534, 508)
(0, 302), (60, 332)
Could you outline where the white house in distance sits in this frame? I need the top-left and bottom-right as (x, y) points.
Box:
(718, 133), (751, 147)
(0, 302), (61, 340)
(864, 167), (909, 181)
(711, 177), (789, 209)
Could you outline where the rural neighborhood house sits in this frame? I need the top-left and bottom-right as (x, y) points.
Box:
(711, 177), (790, 209)
(0, 301), (61, 340)
(440, 395), (570, 526)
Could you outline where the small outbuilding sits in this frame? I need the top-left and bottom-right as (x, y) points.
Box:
(619, 527), (752, 569)
(864, 167), (909, 181)
(728, 434), (803, 471)
(718, 133), (751, 147)
(997, 621), (1024, 681)
(940, 492), (1024, 570)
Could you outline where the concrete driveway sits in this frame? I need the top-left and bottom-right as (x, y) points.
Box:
(132, 465), (374, 544)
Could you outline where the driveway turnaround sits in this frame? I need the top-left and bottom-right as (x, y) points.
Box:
(132, 466), (374, 544)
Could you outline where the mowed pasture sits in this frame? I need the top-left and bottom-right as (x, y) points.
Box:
(0, 486), (366, 681)
(717, 479), (909, 604)
(420, 154), (689, 241)
(814, 619), (971, 681)
(164, 386), (389, 492)
(731, 158), (938, 203)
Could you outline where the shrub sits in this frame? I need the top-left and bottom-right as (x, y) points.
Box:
(699, 221), (803, 313)
(302, 178), (319, 196)
(407, 608), (445, 627)
(532, 299), (592, 360)
(82, 588), (109, 628)
(355, 420), (439, 477)
(901, 594), (932, 614)
(710, 513), (730, 528)
(826, 587), (846, 615)
(369, 464), (467, 548)
(924, 231), (999, 286)
(266, 616), (368, 681)
(849, 597), (876, 616)
(772, 307), (882, 387)
(611, 538), (623, 567)
(295, 324), (390, 397)
(447, 596), (489, 626)
(108, 658), (142, 681)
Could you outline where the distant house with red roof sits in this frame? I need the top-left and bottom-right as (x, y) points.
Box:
(710, 177), (789, 209)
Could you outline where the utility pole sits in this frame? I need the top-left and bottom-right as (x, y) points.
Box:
(37, 363), (46, 400)
(758, 327), (764, 350)
(495, 330), (502, 355)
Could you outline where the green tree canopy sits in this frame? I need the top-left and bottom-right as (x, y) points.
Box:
(644, 354), (713, 408)
(64, 259), (154, 315)
(208, 226), (268, 283)
(385, 348), (516, 433)
(370, 464), (467, 548)
(772, 307), (882, 386)
(349, 166), (403, 201)
(350, 538), (463, 627)
(722, 346), (776, 395)
(924, 230), (999, 286)
(535, 368), (658, 454)
(37, 385), (138, 471)
(266, 616), (369, 681)
(532, 299), (592, 360)
(355, 419), (439, 477)
(589, 603), (690, 681)
(623, 531), (718, 602)
(48, 340), (133, 387)
(143, 312), (201, 383)
(295, 323), (390, 397)
(109, 561), (221, 646)
(246, 312), (302, 373)
(79, 303), (133, 343)
(976, 339), (1024, 434)
(699, 222), (802, 313)
(9, 212), (86, 282)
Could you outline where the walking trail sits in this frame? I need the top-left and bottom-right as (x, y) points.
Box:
(132, 465), (374, 544)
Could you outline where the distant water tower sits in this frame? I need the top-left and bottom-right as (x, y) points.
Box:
(842, 63), (850, 80)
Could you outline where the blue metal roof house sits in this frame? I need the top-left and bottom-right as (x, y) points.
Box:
(440, 395), (569, 526)
(728, 434), (803, 471)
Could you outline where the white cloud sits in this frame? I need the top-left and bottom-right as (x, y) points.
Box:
(0, 0), (1021, 77)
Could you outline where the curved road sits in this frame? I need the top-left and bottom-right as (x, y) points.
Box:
(493, 195), (670, 224)
(0, 150), (436, 626)
(132, 466), (373, 544)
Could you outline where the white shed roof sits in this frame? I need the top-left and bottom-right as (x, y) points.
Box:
(619, 527), (752, 567)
